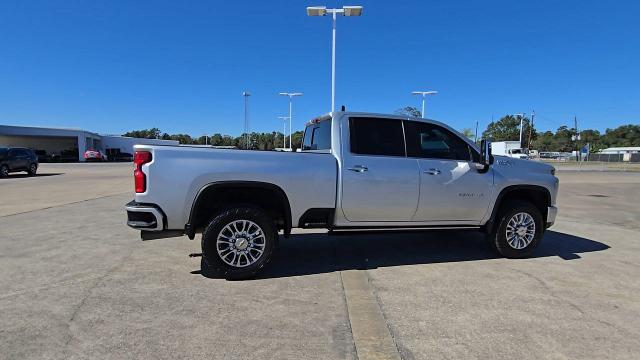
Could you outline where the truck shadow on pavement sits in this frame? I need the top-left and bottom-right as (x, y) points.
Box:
(197, 230), (609, 279)
(0, 173), (64, 179)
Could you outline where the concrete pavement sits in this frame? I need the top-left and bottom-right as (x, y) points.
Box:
(0, 164), (638, 359)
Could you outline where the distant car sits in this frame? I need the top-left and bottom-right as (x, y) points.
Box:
(0, 147), (38, 177)
(34, 149), (52, 163)
(84, 149), (108, 162)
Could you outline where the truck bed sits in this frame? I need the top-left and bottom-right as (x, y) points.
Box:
(133, 145), (338, 230)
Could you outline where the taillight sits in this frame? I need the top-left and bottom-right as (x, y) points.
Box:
(134, 151), (152, 193)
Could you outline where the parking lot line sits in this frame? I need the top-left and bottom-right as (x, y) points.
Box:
(341, 270), (401, 360)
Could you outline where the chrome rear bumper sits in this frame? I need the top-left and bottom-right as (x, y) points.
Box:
(125, 201), (165, 231)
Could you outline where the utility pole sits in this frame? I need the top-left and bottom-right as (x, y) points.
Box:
(527, 110), (535, 150)
(474, 120), (479, 144)
(574, 115), (579, 162)
(515, 113), (525, 146)
(242, 91), (251, 150)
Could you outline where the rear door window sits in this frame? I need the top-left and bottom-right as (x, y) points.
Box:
(349, 117), (405, 157)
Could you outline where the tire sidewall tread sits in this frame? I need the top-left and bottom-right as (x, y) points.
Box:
(491, 200), (544, 258)
(201, 207), (276, 280)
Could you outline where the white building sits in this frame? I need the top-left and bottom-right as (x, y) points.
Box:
(599, 147), (640, 154)
(0, 124), (178, 161)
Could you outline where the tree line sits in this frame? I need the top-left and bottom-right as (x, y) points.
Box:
(123, 128), (305, 150)
(395, 107), (639, 152)
(124, 114), (638, 153)
(480, 115), (639, 152)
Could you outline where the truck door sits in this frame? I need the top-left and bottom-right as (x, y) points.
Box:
(340, 117), (419, 222)
(403, 120), (493, 222)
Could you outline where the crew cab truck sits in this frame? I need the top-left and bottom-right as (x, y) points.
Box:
(125, 112), (558, 279)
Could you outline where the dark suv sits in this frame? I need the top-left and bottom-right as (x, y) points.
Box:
(0, 147), (39, 177)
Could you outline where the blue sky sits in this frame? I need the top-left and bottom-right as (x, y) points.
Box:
(1, 0), (638, 136)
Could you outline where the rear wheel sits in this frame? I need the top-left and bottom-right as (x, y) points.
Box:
(488, 201), (544, 258)
(0, 165), (8, 178)
(201, 207), (277, 280)
(27, 163), (37, 176)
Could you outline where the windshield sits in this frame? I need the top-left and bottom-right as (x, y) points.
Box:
(0, 147), (7, 158)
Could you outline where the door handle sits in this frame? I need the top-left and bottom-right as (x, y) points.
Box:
(347, 165), (368, 173)
(424, 168), (441, 175)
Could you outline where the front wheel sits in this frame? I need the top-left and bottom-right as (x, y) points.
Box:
(0, 165), (8, 178)
(488, 201), (544, 258)
(201, 207), (277, 280)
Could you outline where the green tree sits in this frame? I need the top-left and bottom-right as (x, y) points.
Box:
(210, 133), (224, 146)
(482, 115), (536, 147)
(460, 128), (475, 141)
(123, 128), (161, 139)
(395, 106), (421, 117)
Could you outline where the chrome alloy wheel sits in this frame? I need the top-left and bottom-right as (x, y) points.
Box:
(505, 212), (536, 249)
(216, 220), (266, 268)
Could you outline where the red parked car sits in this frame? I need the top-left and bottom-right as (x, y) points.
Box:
(83, 149), (108, 162)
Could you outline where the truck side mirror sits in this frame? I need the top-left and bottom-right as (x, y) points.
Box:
(480, 139), (493, 166)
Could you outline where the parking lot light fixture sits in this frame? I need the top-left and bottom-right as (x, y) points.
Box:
(277, 116), (290, 148)
(279, 92), (303, 150)
(411, 91), (438, 118)
(307, 5), (363, 113)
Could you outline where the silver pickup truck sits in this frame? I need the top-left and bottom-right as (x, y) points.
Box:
(126, 111), (558, 279)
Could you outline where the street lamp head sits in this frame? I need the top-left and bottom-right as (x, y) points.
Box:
(412, 90), (438, 96)
(307, 6), (327, 16)
(342, 6), (363, 16)
(279, 92), (303, 98)
(242, 91), (251, 96)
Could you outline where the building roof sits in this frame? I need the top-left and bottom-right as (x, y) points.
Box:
(600, 147), (640, 152)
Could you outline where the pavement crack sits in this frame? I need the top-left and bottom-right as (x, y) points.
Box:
(62, 249), (134, 351)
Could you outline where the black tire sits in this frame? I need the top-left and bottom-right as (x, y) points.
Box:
(0, 165), (8, 178)
(488, 200), (544, 258)
(27, 163), (37, 176)
(201, 207), (277, 280)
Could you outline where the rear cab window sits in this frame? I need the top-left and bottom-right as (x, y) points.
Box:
(302, 117), (332, 151)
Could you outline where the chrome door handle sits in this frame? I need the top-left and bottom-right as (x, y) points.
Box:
(424, 168), (441, 175)
(347, 165), (368, 173)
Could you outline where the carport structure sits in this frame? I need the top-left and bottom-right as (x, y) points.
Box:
(0, 125), (101, 162)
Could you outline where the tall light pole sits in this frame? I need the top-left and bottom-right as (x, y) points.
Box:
(279, 92), (303, 150)
(411, 91), (438, 118)
(515, 112), (525, 146)
(242, 91), (251, 149)
(277, 116), (289, 149)
(307, 5), (363, 113)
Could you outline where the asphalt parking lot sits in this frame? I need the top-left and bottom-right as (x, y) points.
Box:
(1, 163), (639, 359)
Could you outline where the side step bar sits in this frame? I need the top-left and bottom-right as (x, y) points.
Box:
(328, 226), (480, 236)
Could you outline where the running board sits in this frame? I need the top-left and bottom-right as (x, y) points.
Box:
(328, 226), (480, 236)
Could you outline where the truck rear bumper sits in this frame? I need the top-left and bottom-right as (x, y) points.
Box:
(546, 205), (558, 228)
(125, 200), (165, 231)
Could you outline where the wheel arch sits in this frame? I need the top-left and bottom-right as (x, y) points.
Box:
(485, 185), (551, 234)
(186, 181), (292, 240)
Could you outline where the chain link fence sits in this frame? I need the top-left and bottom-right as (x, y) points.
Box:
(540, 153), (640, 172)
